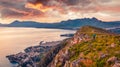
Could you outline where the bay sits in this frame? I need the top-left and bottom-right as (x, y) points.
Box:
(0, 27), (75, 67)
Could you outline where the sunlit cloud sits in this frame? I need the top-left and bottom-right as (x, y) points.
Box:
(0, 0), (120, 23)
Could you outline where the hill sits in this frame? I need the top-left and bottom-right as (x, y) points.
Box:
(0, 18), (120, 31)
(47, 26), (120, 67)
(76, 26), (111, 34)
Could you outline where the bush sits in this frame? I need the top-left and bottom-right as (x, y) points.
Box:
(96, 59), (105, 67)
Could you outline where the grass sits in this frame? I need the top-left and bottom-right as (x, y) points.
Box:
(46, 26), (120, 67)
(68, 33), (120, 67)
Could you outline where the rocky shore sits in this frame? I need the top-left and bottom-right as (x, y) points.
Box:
(6, 41), (61, 67)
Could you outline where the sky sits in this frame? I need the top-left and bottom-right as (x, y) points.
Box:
(0, 0), (120, 24)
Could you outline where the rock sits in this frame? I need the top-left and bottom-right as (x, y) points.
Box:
(112, 62), (120, 67)
(6, 55), (19, 63)
(100, 54), (108, 59)
(111, 43), (116, 48)
(6, 41), (61, 67)
(107, 56), (118, 64)
(26, 64), (33, 67)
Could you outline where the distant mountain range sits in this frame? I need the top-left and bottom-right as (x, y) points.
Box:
(0, 17), (120, 30)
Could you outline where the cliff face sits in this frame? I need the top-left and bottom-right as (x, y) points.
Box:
(37, 39), (70, 67)
(48, 26), (120, 67)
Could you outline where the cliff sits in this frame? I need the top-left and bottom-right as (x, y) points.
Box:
(37, 39), (70, 67)
(47, 26), (120, 67)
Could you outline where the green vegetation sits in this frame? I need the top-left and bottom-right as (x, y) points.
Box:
(77, 26), (110, 34)
(56, 62), (62, 67)
(68, 26), (120, 67)
(44, 26), (120, 67)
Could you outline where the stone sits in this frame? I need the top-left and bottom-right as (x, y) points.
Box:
(112, 62), (120, 67)
(111, 43), (116, 48)
(107, 56), (118, 64)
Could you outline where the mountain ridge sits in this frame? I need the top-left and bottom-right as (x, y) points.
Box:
(0, 17), (120, 30)
(0, 18), (120, 34)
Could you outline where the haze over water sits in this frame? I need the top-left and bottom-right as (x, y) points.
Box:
(0, 27), (75, 67)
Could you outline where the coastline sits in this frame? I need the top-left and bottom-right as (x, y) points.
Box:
(6, 41), (61, 67)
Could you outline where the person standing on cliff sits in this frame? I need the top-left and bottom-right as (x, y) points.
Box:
(92, 34), (96, 40)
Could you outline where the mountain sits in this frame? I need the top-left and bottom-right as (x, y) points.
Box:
(0, 24), (1, 26)
(0, 17), (120, 30)
(41, 26), (120, 67)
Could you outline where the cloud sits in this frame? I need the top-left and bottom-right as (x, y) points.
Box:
(0, 0), (120, 23)
(0, 0), (45, 19)
(1, 8), (26, 18)
(26, 0), (93, 10)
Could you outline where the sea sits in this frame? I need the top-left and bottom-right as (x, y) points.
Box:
(0, 27), (75, 67)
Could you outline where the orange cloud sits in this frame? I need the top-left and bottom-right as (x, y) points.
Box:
(25, 3), (52, 12)
(0, 0), (120, 23)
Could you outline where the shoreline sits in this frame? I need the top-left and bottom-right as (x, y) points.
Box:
(6, 41), (61, 67)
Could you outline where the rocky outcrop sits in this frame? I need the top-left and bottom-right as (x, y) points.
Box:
(112, 62), (120, 67)
(48, 28), (92, 67)
(6, 41), (61, 67)
(48, 26), (120, 67)
(107, 56), (118, 64)
(107, 56), (120, 67)
(37, 39), (70, 67)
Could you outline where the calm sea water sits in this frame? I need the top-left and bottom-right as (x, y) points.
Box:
(0, 27), (75, 67)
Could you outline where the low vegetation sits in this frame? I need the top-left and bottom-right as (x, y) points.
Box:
(45, 26), (120, 67)
(68, 26), (120, 67)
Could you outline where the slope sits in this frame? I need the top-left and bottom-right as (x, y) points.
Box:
(48, 26), (120, 67)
